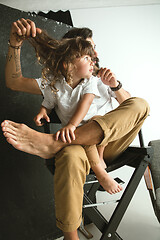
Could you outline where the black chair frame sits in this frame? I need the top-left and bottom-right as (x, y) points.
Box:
(82, 142), (153, 239)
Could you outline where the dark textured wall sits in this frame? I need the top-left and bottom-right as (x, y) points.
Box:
(0, 4), (72, 240)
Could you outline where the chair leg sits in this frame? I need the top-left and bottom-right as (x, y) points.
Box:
(100, 157), (149, 240)
(84, 175), (100, 225)
(83, 155), (150, 240)
(83, 194), (123, 240)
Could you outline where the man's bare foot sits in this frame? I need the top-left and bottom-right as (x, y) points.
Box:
(92, 163), (123, 194)
(1, 120), (64, 159)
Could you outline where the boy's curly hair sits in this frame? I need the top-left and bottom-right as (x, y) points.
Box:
(28, 30), (95, 91)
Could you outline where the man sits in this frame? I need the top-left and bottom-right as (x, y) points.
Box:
(1, 18), (149, 240)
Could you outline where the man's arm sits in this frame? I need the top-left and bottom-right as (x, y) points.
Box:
(98, 67), (131, 104)
(5, 46), (42, 94)
(5, 18), (42, 95)
(113, 87), (131, 104)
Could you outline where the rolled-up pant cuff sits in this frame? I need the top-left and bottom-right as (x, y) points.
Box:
(56, 215), (82, 232)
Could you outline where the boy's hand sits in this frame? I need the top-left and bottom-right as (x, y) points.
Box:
(34, 113), (50, 126)
(55, 123), (76, 143)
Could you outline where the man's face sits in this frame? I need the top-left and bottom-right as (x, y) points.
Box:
(86, 38), (99, 71)
(86, 38), (98, 58)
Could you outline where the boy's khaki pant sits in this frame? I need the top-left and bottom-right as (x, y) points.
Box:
(54, 97), (150, 232)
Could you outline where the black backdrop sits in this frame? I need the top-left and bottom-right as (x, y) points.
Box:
(0, 4), (72, 240)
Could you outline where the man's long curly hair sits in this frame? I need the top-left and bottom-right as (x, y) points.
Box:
(27, 30), (95, 91)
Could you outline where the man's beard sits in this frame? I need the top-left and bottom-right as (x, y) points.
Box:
(93, 57), (100, 76)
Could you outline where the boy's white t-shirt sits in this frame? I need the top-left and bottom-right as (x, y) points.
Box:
(36, 75), (116, 126)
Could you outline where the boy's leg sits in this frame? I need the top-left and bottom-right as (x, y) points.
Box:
(84, 145), (122, 194)
(88, 115), (107, 169)
(97, 145), (107, 169)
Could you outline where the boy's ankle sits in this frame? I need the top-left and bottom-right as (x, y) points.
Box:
(99, 158), (107, 169)
(92, 163), (107, 177)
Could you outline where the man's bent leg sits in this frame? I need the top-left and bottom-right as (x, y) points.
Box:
(103, 120), (145, 162)
(1, 120), (64, 159)
(54, 145), (90, 232)
(93, 97), (149, 149)
(1, 119), (103, 159)
(1, 97), (149, 159)
(94, 97), (150, 162)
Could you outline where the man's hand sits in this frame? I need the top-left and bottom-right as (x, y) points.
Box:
(10, 18), (42, 47)
(55, 123), (76, 143)
(97, 67), (119, 88)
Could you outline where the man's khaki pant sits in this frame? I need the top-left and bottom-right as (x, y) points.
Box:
(54, 97), (150, 232)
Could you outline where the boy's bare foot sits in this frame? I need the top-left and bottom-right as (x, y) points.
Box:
(97, 171), (123, 194)
(1, 120), (64, 159)
(92, 163), (123, 194)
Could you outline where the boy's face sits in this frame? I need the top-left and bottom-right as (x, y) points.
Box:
(73, 55), (94, 80)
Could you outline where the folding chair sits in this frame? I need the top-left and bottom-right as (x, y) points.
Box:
(80, 130), (153, 239)
(43, 112), (159, 240)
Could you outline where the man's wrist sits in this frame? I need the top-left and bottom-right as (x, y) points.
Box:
(8, 40), (22, 49)
(110, 80), (122, 91)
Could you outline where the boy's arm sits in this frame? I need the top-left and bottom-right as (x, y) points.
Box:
(69, 93), (95, 127)
(34, 106), (51, 126)
(55, 93), (95, 143)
